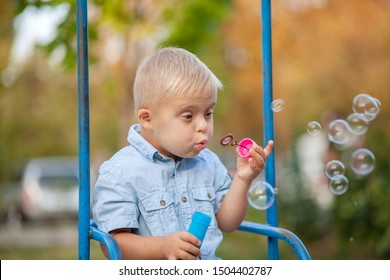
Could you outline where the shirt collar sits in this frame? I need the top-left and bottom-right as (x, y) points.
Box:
(127, 124), (160, 161)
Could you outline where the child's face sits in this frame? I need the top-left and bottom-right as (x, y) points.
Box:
(147, 94), (216, 159)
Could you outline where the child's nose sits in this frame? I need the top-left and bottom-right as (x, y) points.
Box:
(196, 117), (208, 132)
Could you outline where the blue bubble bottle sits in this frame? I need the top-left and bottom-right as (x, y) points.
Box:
(188, 211), (211, 247)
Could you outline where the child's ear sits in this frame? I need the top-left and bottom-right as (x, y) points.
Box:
(138, 108), (153, 129)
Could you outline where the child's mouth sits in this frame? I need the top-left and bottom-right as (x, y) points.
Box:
(196, 141), (207, 150)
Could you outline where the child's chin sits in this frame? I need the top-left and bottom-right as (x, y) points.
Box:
(181, 151), (201, 159)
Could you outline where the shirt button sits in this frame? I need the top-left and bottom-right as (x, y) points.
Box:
(181, 197), (187, 203)
(160, 200), (166, 206)
(157, 155), (163, 160)
(207, 193), (212, 199)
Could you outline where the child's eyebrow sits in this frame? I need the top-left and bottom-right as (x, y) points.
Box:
(178, 102), (216, 111)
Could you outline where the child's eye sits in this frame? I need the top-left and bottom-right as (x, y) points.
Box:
(182, 114), (193, 120)
(205, 111), (214, 118)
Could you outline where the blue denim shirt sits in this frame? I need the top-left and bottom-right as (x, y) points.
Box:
(92, 124), (232, 259)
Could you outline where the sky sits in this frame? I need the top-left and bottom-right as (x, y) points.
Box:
(11, 4), (70, 64)
(1, 4), (70, 87)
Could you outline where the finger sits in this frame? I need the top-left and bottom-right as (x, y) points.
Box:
(249, 145), (266, 165)
(178, 248), (199, 260)
(181, 232), (201, 247)
(179, 235), (202, 256)
(263, 140), (274, 158)
(185, 244), (202, 258)
(248, 155), (265, 171)
(251, 144), (265, 159)
(179, 233), (202, 258)
(245, 144), (262, 161)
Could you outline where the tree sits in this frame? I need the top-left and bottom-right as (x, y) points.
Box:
(1, 0), (232, 171)
(219, 0), (390, 258)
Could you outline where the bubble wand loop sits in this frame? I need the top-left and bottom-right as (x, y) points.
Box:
(220, 133), (255, 158)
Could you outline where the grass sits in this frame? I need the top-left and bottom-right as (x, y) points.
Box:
(0, 240), (106, 260)
(0, 232), (304, 260)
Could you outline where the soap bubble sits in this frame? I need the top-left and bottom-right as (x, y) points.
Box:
(350, 148), (375, 176)
(247, 181), (275, 210)
(352, 93), (380, 122)
(329, 175), (349, 195)
(307, 121), (322, 136)
(347, 113), (369, 135)
(328, 119), (351, 144)
(325, 160), (345, 179)
(373, 97), (381, 113)
(271, 99), (285, 112)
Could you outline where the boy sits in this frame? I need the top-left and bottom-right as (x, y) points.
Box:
(92, 47), (273, 260)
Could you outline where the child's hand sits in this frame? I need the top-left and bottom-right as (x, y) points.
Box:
(236, 140), (273, 184)
(162, 231), (202, 260)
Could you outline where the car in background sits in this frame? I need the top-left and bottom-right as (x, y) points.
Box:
(19, 157), (80, 222)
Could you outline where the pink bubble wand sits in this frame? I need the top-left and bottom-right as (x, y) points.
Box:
(220, 133), (255, 158)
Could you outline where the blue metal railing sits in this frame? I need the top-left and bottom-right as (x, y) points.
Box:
(238, 222), (310, 260)
(261, 0), (279, 260)
(76, 0), (91, 260)
(76, 0), (310, 260)
(77, 0), (122, 260)
(90, 221), (122, 260)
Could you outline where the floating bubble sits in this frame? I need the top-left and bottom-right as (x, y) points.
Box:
(373, 97), (381, 113)
(325, 160), (345, 179)
(247, 181), (275, 210)
(271, 99), (285, 112)
(347, 112), (369, 135)
(352, 93), (380, 122)
(329, 175), (349, 195)
(350, 148), (375, 176)
(328, 119), (351, 144)
(307, 121), (322, 136)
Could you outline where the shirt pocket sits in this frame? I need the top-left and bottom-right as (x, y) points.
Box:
(192, 186), (218, 229)
(140, 191), (179, 236)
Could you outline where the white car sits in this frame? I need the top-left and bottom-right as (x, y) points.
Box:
(20, 157), (80, 221)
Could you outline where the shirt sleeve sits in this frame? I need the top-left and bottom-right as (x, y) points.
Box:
(92, 162), (139, 233)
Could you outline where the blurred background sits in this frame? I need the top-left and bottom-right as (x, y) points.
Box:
(1, 0), (389, 259)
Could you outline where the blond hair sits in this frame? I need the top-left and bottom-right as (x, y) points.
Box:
(133, 47), (223, 113)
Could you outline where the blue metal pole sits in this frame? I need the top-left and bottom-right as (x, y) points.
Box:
(76, 0), (90, 260)
(261, 0), (279, 259)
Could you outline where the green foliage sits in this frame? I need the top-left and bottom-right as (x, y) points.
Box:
(276, 147), (330, 240)
(1, 0), (234, 165)
(333, 128), (390, 259)
(162, 0), (232, 51)
(2, 0), (390, 260)
(11, 0), (232, 69)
